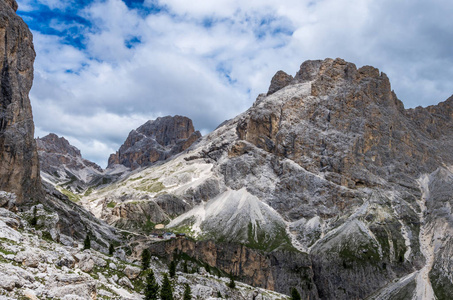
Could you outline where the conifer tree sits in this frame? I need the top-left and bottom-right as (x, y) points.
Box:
(169, 260), (176, 278)
(144, 269), (159, 300)
(183, 261), (188, 273)
(30, 206), (37, 226)
(108, 243), (115, 255)
(183, 283), (192, 300)
(142, 248), (151, 271)
(160, 274), (174, 300)
(290, 287), (301, 300)
(83, 233), (91, 250)
(228, 273), (235, 289)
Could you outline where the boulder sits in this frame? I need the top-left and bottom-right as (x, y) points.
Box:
(15, 250), (41, 268)
(123, 265), (141, 280)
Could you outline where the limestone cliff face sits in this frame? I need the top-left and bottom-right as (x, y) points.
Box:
(0, 0), (41, 205)
(108, 115), (201, 170)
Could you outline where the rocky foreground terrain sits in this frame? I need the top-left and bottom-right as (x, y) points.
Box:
(0, 192), (289, 299)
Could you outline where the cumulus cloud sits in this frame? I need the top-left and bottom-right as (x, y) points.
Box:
(17, 0), (453, 167)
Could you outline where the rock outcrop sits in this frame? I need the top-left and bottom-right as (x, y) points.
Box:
(36, 133), (104, 194)
(267, 70), (293, 95)
(107, 115), (201, 170)
(145, 238), (318, 299)
(0, 0), (41, 205)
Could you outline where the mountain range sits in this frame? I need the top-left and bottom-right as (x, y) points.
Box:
(1, 0), (453, 299)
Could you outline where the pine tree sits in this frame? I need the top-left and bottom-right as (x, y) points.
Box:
(30, 206), (37, 226)
(160, 274), (174, 300)
(183, 261), (188, 273)
(142, 248), (151, 271)
(144, 269), (159, 300)
(290, 287), (301, 300)
(169, 260), (176, 278)
(108, 243), (115, 255)
(228, 273), (235, 289)
(83, 233), (91, 250)
(183, 283), (192, 300)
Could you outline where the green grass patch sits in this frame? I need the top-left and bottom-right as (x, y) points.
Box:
(128, 176), (143, 182)
(59, 188), (81, 203)
(84, 187), (94, 196)
(134, 181), (165, 193)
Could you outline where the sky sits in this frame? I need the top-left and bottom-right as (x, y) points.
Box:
(17, 0), (453, 168)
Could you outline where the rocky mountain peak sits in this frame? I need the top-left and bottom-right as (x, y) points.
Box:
(36, 133), (81, 158)
(108, 115), (201, 170)
(267, 70), (293, 95)
(268, 58), (404, 111)
(4, 0), (18, 11)
(36, 133), (104, 195)
(139, 115), (197, 146)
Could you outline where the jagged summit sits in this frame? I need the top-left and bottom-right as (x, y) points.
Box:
(107, 115), (201, 170)
(37, 133), (84, 158)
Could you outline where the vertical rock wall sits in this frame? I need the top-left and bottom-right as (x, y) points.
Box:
(0, 0), (41, 205)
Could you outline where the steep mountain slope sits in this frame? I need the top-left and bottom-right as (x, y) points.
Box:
(108, 115), (201, 170)
(37, 133), (105, 196)
(0, 0), (42, 206)
(81, 58), (453, 299)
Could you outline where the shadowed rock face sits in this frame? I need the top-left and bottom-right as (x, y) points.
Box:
(0, 0), (41, 205)
(108, 115), (201, 170)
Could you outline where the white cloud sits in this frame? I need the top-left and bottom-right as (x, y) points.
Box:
(23, 0), (453, 167)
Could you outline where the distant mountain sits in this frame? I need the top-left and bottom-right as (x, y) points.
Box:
(36, 133), (107, 198)
(108, 115), (201, 170)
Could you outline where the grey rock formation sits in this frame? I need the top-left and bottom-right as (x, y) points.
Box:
(36, 133), (105, 194)
(108, 115), (201, 170)
(267, 70), (293, 95)
(0, 0), (42, 205)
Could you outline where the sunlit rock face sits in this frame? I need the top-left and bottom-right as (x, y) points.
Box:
(0, 0), (42, 205)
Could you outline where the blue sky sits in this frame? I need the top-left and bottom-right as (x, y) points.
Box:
(16, 0), (453, 167)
